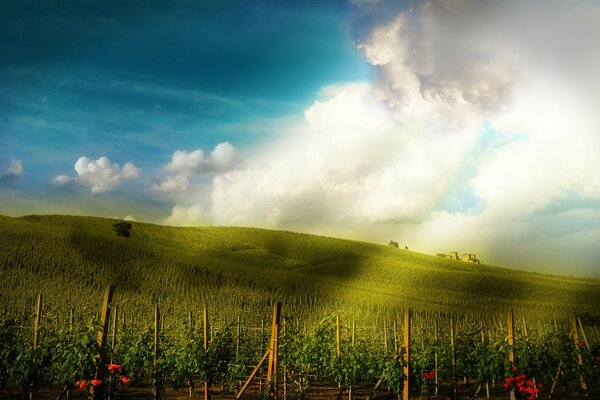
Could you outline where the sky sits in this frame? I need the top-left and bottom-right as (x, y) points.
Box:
(1, 0), (600, 277)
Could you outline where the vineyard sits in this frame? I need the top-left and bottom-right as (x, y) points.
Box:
(0, 214), (599, 399)
(0, 286), (599, 399)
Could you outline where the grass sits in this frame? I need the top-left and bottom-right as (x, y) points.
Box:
(0, 214), (598, 325)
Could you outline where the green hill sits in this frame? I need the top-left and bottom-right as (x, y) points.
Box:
(0, 214), (598, 324)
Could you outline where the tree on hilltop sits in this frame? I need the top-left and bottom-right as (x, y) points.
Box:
(112, 221), (132, 238)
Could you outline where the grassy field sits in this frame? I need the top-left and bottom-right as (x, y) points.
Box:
(0, 214), (598, 325)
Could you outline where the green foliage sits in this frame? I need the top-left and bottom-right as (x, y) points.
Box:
(112, 221), (132, 238)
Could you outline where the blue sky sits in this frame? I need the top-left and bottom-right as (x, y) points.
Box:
(2, 0), (600, 277)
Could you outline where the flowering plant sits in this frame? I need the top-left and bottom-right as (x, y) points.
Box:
(502, 365), (542, 400)
(419, 369), (435, 398)
(75, 363), (131, 398)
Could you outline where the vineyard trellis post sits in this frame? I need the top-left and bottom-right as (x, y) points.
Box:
(336, 314), (341, 390)
(92, 285), (113, 400)
(267, 302), (281, 399)
(450, 316), (457, 400)
(108, 304), (119, 400)
(236, 302), (280, 400)
(507, 308), (515, 400)
(403, 308), (410, 400)
(577, 317), (589, 350)
(29, 293), (43, 400)
(203, 304), (210, 400)
(434, 317), (439, 398)
(153, 301), (160, 400)
(570, 314), (587, 394)
(349, 318), (356, 400)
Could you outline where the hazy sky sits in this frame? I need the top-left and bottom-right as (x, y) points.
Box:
(1, 0), (600, 277)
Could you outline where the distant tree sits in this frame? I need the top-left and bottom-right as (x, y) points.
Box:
(388, 240), (399, 248)
(404, 246), (409, 250)
(112, 221), (132, 238)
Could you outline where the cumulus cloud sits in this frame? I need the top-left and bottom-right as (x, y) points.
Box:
(165, 142), (238, 175)
(150, 174), (188, 194)
(202, 0), (600, 275)
(53, 156), (139, 194)
(211, 84), (479, 227)
(152, 142), (238, 196)
(0, 159), (23, 184)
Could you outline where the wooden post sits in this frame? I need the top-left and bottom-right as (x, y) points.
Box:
(450, 317), (457, 400)
(577, 317), (589, 350)
(571, 314), (587, 393)
(236, 315), (241, 357)
(393, 319), (398, 354)
(480, 321), (490, 399)
(383, 319), (388, 355)
(350, 318), (355, 400)
(507, 309), (515, 400)
(403, 308), (410, 400)
(92, 286), (114, 400)
(336, 314), (341, 390)
(267, 302), (281, 399)
(283, 318), (287, 400)
(203, 304), (209, 400)
(434, 318), (439, 398)
(33, 294), (42, 351)
(235, 350), (270, 399)
(108, 304), (119, 400)
(111, 305), (118, 353)
(153, 302), (160, 400)
(29, 293), (43, 400)
(336, 314), (341, 357)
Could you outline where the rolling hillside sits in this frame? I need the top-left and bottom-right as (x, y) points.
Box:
(0, 214), (598, 324)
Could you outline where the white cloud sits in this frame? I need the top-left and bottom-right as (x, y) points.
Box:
(165, 142), (238, 175)
(210, 84), (479, 227)
(150, 174), (188, 194)
(1, 159), (23, 183)
(52, 175), (73, 185)
(201, 0), (600, 275)
(164, 204), (205, 227)
(153, 142), (239, 196)
(53, 156), (140, 194)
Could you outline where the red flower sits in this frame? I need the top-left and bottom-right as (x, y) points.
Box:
(119, 376), (131, 384)
(511, 365), (518, 372)
(577, 340), (586, 348)
(91, 378), (102, 387)
(76, 380), (87, 389)
(107, 363), (121, 372)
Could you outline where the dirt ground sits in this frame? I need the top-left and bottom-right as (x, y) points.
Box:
(0, 382), (591, 399)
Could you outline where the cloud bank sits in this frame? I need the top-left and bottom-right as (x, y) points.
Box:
(53, 156), (139, 194)
(196, 0), (600, 275)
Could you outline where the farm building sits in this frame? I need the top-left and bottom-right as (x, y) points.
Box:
(461, 253), (480, 263)
(437, 251), (480, 264)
